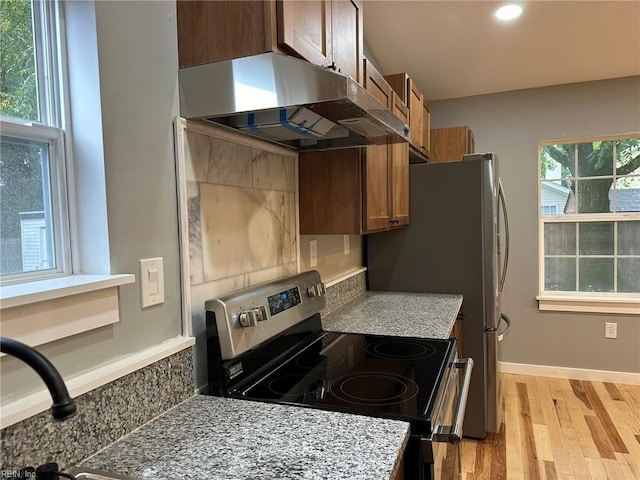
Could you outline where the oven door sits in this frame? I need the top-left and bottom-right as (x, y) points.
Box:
(425, 357), (474, 480)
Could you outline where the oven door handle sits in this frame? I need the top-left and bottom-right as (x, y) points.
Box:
(433, 357), (474, 443)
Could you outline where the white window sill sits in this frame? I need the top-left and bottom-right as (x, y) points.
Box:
(0, 274), (135, 350)
(537, 293), (640, 315)
(0, 274), (135, 309)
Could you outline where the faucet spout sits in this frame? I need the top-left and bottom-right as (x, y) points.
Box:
(0, 337), (77, 421)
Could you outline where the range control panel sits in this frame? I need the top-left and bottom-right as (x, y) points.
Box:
(205, 270), (326, 360)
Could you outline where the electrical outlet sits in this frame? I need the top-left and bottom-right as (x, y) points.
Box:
(605, 322), (617, 339)
(309, 239), (317, 267)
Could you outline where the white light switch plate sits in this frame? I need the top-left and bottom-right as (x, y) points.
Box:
(140, 257), (164, 308)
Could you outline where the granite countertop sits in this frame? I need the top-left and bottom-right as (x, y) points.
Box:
(322, 291), (463, 339)
(79, 395), (410, 480)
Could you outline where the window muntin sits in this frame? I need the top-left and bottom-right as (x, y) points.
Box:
(0, 0), (70, 284)
(539, 135), (640, 297)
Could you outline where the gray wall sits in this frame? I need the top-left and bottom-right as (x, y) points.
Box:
(430, 76), (640, 374)
(1, 1), (184, 399)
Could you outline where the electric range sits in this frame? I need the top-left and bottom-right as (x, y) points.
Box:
(205, 270), (473, 480)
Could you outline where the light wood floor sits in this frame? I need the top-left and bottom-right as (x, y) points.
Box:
(461, 374), (640, 480)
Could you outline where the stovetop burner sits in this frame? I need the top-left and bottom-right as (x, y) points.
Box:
(366, 339), (437, 359)
(330, 372), (418, 406)
(235, 331), (452, 426)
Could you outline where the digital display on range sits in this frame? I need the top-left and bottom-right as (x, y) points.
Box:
(267, 287), (301, 316)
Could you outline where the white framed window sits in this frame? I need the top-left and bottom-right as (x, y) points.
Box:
(1, 0), (71, 284)
(537, 134), (640, 314)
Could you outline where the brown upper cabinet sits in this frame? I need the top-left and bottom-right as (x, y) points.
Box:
(429, 126), (475, 163)
(298, 59), (409, 234)
(177, 0), (364, 84)
(383, 73), (430, 161)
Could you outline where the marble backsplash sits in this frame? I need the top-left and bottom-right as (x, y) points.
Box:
(178, 124), (299, 390)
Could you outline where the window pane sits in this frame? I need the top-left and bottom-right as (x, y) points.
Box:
(0, 136), (56, 275)
(576, 178), (613, 213)
(540, 181), (573, 215)
(0, 0), (39, 122)
(545, 258), (576, 291)
(578, 222), (613, 255)
(540, 144), (574, 180)
(611, 177), (640, 212)
(578, 141), (613, 177)
(579, 258), (614, 292)
(616, 139), (640, 175)
(618, 221), (640, 255)
(618, 258), (640, 293)
(544, 223), (576, 255)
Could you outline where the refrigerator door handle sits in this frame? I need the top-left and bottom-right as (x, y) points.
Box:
(497, 313), (512, 342)
(498, 178), (510, 296)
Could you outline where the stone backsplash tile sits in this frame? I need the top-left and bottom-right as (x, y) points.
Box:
(322, 271), (367, 316)
(0, 347), (194, 472)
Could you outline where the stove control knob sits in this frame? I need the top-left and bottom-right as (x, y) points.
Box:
(253, 306), (268, 322)
(307, 282), (326, 298)
(238, 310), (257, 328)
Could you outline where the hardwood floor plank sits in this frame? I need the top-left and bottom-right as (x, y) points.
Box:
(461, 439), (478, 474)
(584, 415), (616, 459)
(536, 377), (573, 477)
(489, 425), (507, 480)
(552, 396), (573, 429)
(602, 456), (631, 480)
(544, 460), (558, 480)
(585, 457), (607, 480)
(583, 380), (629, 454)
(561, 426), (594, 480)
(569, 379), (594, 411)
(517, 381), (542, 480)
(563, 390), (601, 459)
(525, 375), (546, 425)
(604, 382), (625, 401)
(615, 451), (640, 480)
(504, 376), (525, 480)
(533, 423), (554, 462)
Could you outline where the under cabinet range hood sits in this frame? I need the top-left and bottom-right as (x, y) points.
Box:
(178, 52), (410, 151)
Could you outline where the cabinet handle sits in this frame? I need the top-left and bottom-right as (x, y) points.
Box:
(389, 219), (399, 224)
(326, 62), (337, 71)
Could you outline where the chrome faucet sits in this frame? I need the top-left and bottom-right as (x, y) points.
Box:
(0, 337), (76, 420)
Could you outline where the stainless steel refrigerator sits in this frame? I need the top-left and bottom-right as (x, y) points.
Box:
(367, 152), (510, 439)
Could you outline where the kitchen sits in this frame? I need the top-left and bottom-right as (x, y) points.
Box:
(0, 1), (639, 479)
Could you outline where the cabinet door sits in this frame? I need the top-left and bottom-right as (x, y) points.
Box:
(363, 58), (392, 108)
(390, 92), (409, 227)
(177, 1), (277, 67)
(430, 126), (473, 163)
(422, 101), (431, 158)
(299, 149), (363, 234)
(331, 0), (363, 83)
(364, 144), (390, 232)
(408, 78), (423, 149)
(278, 0), (332, 68)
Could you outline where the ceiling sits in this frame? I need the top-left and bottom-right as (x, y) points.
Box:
(363, 1), (640, 101)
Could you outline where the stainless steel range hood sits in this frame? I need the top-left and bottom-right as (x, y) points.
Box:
(178, 52), (410, 151)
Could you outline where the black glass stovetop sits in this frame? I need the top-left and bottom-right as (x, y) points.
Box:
(231, 331), (454, 429)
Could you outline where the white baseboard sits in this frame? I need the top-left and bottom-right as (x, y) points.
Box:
(499, 361), (640, 385)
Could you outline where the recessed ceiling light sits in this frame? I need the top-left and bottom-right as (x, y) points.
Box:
(495, 4), (523, 21)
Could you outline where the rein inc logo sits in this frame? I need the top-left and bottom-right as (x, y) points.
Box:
(1, 470), (36, 478)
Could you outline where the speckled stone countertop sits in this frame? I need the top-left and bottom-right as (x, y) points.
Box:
(78, 395), (410, 480)
(322, 291), (463, 339)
